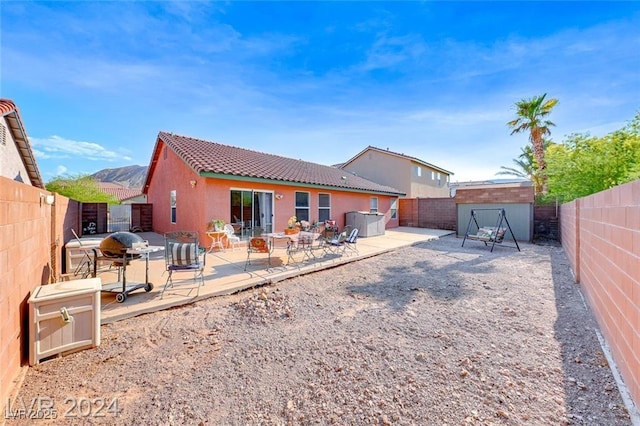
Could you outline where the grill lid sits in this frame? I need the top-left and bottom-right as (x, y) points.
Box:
(99, 232), (146, 258)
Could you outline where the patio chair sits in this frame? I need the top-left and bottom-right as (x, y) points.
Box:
(244, 236), (273, 271)
(69, 229), (114, 279)
(286, 231), (317, 266)
(325, 229), (349, 256)
(299, 220), (311, 231)
(323, 220), (338, 239)
(344, 227), (359, 256)
(223, 223), (242, 251)
(162, 231), (206, 298)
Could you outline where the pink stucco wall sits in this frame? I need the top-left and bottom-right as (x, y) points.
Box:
(560, 179), (640, 407)
(146, 141), (399, 247)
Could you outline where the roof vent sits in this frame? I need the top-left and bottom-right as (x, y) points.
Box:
(0, 124), (6, 145)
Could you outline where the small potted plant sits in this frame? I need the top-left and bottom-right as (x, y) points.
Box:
(208, 219), (226, 231)
(284, 216), (300, 235)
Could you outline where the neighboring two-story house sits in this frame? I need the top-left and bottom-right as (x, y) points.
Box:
(339, 146), (453, 198)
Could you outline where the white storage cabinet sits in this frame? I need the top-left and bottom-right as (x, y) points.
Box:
(28, 278), (101, 365)
(64, 237), (103, 274)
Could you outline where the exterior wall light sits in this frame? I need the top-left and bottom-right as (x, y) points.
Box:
(40, 193), (55, 206)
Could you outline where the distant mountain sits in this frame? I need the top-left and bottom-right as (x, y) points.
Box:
(91, 165), (148, 189)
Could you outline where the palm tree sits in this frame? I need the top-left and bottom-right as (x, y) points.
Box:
(496, 143), (549, 194)
(507, 93), (558, 193)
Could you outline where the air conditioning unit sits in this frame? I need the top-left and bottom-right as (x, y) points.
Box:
(28, 278), (101, 365)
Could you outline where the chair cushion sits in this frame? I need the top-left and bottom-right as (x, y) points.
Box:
(170, 242), (197, 266)
(250, 238), (270, 253)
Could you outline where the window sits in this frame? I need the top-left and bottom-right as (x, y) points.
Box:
(414, 166), (422, 177)
(431, 171), (435, 180)
(437, 172), (442, 186)
(390, 198), (397, 219)
(318, 193), (331, 222)
(295, 191), (310, 221)
(170, 190), (177, 223)
(370, 197), (378, 213)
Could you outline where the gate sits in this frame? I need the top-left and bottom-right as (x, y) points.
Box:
(108, 205), (131, 232)
(81, 203), (153, 235)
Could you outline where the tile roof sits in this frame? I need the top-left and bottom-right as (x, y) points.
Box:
(97, 182), (143, 201)
(341, 145), (454, 176)
(148, 132), (404, 195)
(0, 98), (45, 189)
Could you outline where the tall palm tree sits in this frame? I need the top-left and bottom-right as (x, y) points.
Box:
(497, 143), (549, 194)
(507, 93), (558, 193)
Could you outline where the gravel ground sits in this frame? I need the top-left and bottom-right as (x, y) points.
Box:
(8, 235), (632, 425)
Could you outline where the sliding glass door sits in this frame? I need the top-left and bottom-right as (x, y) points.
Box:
(230, 189), (273, 238)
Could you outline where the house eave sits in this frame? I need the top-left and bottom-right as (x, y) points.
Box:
(199, 171), (405, 196)
(2, 107), (45, 189)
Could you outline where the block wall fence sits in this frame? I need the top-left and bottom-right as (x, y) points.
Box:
(560, 179), (640, 408)
(398, 185), (534, 232)
(0, 177), (77, 413)
(399, 198), (457, 231)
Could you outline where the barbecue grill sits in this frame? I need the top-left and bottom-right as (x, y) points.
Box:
(99, 231), (147, 259)
(96, 232), (157, 303)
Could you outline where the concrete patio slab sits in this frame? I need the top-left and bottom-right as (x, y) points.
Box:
(89, 227), (454, 324)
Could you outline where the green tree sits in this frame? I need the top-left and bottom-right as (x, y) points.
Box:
(507, 93), (559, 193)
(544, 112), (640, 202)
(46, 174), (119, 203)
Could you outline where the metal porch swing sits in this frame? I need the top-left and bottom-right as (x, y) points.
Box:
(461, 208), (520, 252)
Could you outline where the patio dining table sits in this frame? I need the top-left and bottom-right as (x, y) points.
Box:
(263, 231), (323, 265)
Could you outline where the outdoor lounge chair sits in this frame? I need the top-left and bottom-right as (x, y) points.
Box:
(162, 231), (206, 298)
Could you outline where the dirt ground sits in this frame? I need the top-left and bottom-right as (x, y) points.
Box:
(8, 235), (632, 425)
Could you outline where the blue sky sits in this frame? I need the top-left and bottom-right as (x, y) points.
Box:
(2, 1), (639, 183)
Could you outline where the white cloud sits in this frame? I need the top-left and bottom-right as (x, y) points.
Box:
(30, 135), (132, 162)
(56, 165), (68, 175)
(359, 34), (427, 72)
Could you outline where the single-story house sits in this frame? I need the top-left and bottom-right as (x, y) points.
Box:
(339, 146), (453, 198)
(143, 132), (405, 245)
